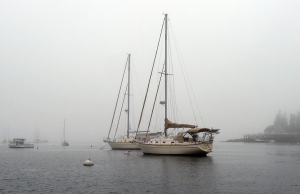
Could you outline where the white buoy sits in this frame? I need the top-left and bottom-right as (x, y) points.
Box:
(83, 159), (94, 166)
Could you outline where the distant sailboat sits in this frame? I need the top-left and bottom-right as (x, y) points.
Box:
(34, 126), (41, 143)
(62, 119), (69, 146)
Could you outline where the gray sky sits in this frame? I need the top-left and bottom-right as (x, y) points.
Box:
(1, 0), (300, 142)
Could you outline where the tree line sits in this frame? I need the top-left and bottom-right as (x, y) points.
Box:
(274, 110), (300, 133)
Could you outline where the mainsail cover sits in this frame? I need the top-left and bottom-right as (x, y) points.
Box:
(164, 118), (196, 130)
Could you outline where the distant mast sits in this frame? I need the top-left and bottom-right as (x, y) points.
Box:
(3, 125), (5, 141)
(37, 126), (39, 142)
(64, 119), (66, 142)
(61, 119), (69, 146)
(127, 54), (131, 139)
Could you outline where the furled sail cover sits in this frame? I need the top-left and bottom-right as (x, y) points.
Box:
(164, 118), (196, 130)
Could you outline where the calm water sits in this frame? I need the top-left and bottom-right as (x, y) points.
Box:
(0, 142), (300, 193)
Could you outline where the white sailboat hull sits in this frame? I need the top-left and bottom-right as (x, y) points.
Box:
(108, 141), (141, 150)
(9, 144), (34, 148)
(139, 143), (213, 156)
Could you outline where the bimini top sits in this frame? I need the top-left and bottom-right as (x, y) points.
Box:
(178, 128), (210, 135)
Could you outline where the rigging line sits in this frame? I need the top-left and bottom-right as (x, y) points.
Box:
(169, 21), (199, 126)
(145, 64), (164, 142)
(130, 59), (137, 134)
(156, 35), (164, 130)
(167, 30), (177, 122)
(170, 22), (205, 127)
(144, 122), (160, 131)
(169, 23), (197, 125)
(119, 112), (127, 139)
(155, 41), (164, 131)
(154, 30), (164, 131)
(167, 27), (182, 123)
(172, 75), (179, 122)
(135, 18), (165, 136)
(167, 27), (186, 124)
(132, 94), (136, 134)
(107, 56), (129, 139)
(154, 82), (162, 133)
(167, 28), (173, 121)
(169, 128), (176, 136)
(157, 31), (163, 88)
(131, 59), (143, 104)
(113, 84), (128, 140)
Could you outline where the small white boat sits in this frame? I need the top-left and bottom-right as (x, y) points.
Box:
(83, 159), (94, 166)
(254, 139), (269, 143)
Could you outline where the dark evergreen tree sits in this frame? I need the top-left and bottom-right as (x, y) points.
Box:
(296, 112), (300, 133)
(282, 111), (288, 128)
(289, 114), (296, 133)
(274, 110), (288, 128)
(274, 110), (282, 127)
(273, 110), (300, 133)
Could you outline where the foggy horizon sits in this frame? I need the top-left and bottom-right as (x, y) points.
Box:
(1, 0), (300, 143)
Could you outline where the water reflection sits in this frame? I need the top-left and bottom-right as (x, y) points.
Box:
(139, 154), (217, 193)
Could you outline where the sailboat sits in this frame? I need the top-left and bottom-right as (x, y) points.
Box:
(104, 54), (140, 150)
(137, 14), (220, 156)
(62, 119), (69, 146)
(34, 127), (41, 143)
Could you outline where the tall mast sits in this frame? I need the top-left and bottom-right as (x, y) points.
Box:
(64, 119), (65, 142)
(37, 126), (39, 141)
(127, 54), (130, 138)
(164, 14), (168, 137)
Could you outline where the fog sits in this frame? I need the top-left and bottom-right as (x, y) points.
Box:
(1, 0), (300, 143)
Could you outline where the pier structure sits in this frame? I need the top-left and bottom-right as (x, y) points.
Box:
(244, 133), (266, 140)
(244, 132), (300, 143)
